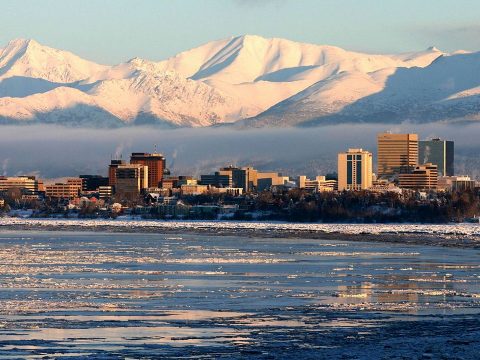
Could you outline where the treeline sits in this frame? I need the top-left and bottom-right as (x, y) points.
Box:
(247, 189), (480, 223)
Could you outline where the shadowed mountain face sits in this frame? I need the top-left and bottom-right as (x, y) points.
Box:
(242, 51), (480, 127)
(0, 36), (478, 128)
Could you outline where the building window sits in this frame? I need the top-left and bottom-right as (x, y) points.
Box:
(356, 160), (362, 185)
(347, 161), (352, 185)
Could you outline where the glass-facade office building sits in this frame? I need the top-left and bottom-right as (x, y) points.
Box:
(418, 139), (454, 177)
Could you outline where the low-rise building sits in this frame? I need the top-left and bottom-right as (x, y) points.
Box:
(45, 183), (81, 199)
(79, 175), (109, 192)
(438, 175), (476, 192)
(0, 176), (40, 193)
(297, 176), (336, 192)
(162, 176), (197, 189)
(398, 163), (438, 191)
(180, 184), (209, 196)
(257, 172), (289, 191)
(370, 179), (402, 193)
(209, 187), (244, 196)
(200, 172), (231, 188)
(98, 186), (113, 199)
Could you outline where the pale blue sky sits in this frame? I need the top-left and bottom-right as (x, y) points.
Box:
(1, 0), (479, 64)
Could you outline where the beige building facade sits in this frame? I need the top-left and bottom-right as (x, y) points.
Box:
(338, 149), (373, 191)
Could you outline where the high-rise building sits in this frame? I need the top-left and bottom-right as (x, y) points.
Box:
(108, 159), (126, 187)
(130, 153), (166, 188)
(338, 149), (373, 191)
(419, 138), (454, 177)
(377, 133), (418, 178)
(398, 163), (438, 191)
(115, 164), (149, 200)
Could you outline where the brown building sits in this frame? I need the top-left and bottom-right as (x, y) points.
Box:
(130, 153), (166, 188)
(115, 164), (149, 200)
(45, 183), (81, 199)
(377, 133), (418, 179)
(108, 159), (126, 187)
(398, 163), (438, 191)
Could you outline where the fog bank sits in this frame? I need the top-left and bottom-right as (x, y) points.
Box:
(1, 123), (479, 179)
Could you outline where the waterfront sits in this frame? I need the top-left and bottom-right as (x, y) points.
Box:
(0, 230), (479, 358)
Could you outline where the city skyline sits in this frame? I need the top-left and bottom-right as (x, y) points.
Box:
(2, 2), (479, 357)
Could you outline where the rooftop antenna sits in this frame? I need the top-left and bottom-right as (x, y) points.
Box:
(154, 143), (158, 154)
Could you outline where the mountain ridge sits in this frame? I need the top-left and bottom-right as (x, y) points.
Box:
(0, 35), (477, 128)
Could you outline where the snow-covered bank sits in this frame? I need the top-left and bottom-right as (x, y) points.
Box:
(1, 217), (480, 248)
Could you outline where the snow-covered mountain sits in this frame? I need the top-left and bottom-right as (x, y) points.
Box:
(0, 36), (477, 127)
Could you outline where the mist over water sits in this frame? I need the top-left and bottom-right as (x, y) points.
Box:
(0, 123), (479, 179)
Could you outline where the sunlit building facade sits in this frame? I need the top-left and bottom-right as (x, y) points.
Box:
(130, 153), (166, 188)
(338, 149), (373, 191)
(398, 163), (438, 191)
(377, 133), (418, 178)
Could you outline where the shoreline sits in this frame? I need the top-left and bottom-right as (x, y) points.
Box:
(1, 218), (480, 249)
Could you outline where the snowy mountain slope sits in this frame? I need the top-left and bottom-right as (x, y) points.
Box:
(155, 35), (446, 118)
(244, 51), (480, 127)
(86, 70), (250, 126)
(0, 87), (123, 127)
(1, 35), (477, 128)
(0, 39), (108, 83)
(159, 35), (442, 83)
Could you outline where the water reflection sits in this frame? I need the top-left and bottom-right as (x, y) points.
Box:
(0, 231), (479, 358)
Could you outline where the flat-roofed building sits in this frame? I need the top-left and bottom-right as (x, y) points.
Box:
(338, 149), (373, 191)
(98, 186), (113, 199)
(162, 176), (197, 189)
(377, 133), (418, 178)
(66, 178), (83, 188)
(130, 152), (166, 188)
(398, 163), (438, 191)
(297, 176), (336, 192)
(115, 164), (148, 200)
(419, 138), (454, 177)
(45, 183), (81, 199)
(438, 175), (476, 192)
(80, 175), (109, 192)
(209, 187), (244, 196)
(200, 172), (232, 188)
(231, 167), (258, 192)
(209, 166), (256, 192)
(180, 184), (209, 196)
(257, 172), (289, 191)
(0, 176), (40, 193)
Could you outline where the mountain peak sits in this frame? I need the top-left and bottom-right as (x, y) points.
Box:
(427, 46), (441, 52)
(5, 38), (39, 50)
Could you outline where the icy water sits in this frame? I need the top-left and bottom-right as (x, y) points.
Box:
(0, 231), (479, 359)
